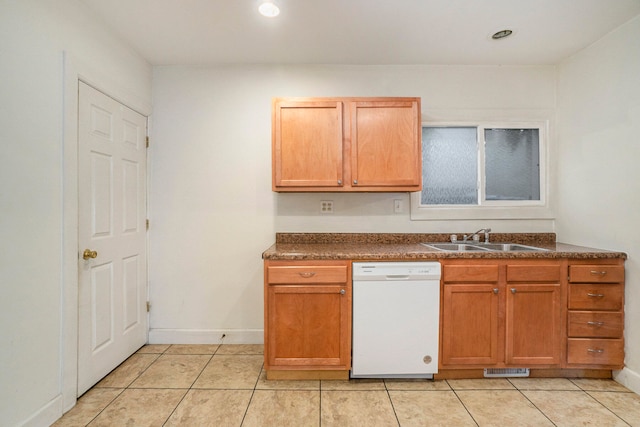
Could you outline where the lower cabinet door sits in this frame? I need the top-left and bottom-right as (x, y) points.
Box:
(266, 283), (351, 369)
(505, 284), (561, 366)
(441, 284), (500, 366)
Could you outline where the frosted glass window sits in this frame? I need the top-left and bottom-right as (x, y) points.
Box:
(485, 129), (540, 201)
(422, 127), (477, 205)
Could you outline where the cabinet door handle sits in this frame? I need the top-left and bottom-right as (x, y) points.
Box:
(587, 348), (605, 354)
(337, 179), (342, 185)
(353, 179), (358, 185)
(493, 288), (499, 294)
(590, 270), (607, 275)
(587, 321), (605, 326)
(587, 292), (605, 297)
(298, 272), (316, 278)
(340, 289), (346, 295)
(510, 288), (516, 294)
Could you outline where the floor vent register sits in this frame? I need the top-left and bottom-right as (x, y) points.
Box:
(483, 368), (530, 378)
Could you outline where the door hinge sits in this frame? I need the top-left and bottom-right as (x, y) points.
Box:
(146, 136), (149, 148)
(146, 219), (149, 230)
(146, 301), (151, 312)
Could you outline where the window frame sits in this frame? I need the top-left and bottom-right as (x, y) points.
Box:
(411, 120), (553, 220)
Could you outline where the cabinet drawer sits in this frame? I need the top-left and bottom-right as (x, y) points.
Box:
(567, 338), (624, 366)
(267, 265), (347, 284)
(568, 311), (623, 338)
(568, 284), (623, 310)
(443, 265), (499, 283)
(569, 265), (624, 283)
(507, 265), (561, 282)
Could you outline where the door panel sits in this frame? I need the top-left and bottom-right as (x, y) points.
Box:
(78, 82), (147, 395)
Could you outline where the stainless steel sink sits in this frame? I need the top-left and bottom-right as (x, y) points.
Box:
(477, 243), (548, 252)
(421, 242), (548, 252)
(421, 243), (493, 251)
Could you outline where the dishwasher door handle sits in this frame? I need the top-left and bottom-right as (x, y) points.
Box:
(385, 275), (410, 280)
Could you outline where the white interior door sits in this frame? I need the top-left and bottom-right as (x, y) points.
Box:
(77, 82), (148, 395)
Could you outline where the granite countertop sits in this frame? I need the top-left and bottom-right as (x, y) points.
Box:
(262, 233), (627, 260)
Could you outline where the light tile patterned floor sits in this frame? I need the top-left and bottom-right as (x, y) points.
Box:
(53, 344), (640, 426)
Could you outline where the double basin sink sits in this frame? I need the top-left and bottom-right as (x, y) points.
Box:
(421, 242), (548, 252)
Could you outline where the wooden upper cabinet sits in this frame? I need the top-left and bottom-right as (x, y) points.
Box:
(350, 100), (421, 188)
(272, 97), (422, 192)
(273, 100), (344, 189)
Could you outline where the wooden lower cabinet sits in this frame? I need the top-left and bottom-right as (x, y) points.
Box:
(264, 260), (351, 379)
(566, 259), (625, 369)
(440, 260), (563, 369)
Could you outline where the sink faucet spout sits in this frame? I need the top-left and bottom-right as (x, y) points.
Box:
(463, 228), (492, 243)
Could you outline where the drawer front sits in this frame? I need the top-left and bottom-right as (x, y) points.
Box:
(443, 265), (499, 283)
(507, 264), (561, 282)
(268, 265), (347, 284)
(568, 284), (623, 311)
(569, 265), (624, 283)
(567, 338), (624, 366)
(568, 311), (623, 338)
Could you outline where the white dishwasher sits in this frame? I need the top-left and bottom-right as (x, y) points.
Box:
(351, 261), (441, 378)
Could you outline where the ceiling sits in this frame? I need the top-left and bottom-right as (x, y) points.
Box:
(81, 0), (640, 66)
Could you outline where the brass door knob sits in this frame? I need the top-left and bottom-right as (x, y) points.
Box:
(83, 249), (98, 260)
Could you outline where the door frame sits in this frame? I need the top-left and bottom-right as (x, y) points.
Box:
(61, 52), (151, 411)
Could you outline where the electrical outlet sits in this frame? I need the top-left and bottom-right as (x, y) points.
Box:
(320, 200), (334, 214)
(394, 199), (403, 213)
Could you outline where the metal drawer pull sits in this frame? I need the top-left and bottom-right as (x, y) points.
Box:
(340, 289), (346, 295)
(590, 270), (607, 275)
(587, 348), (605, 353)
(511, 288), (516, 294)
(587, 293), (605, 297)
(587, 321), (605, 326)
(299, 272), (316, 278)
(493, 288), (499, 294)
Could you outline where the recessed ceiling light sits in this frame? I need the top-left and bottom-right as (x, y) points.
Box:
(259, 1), (280, 17)
(491, 29), (513, 40)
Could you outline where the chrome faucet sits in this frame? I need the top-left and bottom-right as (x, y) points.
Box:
(463, 228), (491, 243)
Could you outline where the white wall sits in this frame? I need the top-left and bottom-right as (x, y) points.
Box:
(0, 1), (151, 425)
(149, 64), (556, 344)
(557, 15), (640, 392)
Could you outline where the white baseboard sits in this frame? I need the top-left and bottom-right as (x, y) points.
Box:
(613, 367), (640, 394)
(19, 393), (63, 427)
(148, 328), (264, 345)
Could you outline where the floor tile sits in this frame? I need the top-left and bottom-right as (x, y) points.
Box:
(242, 390), (320, 427)
(321, 390), (398, 427)
(389, 390), (476, 427)
(94, 353), (159, 388)
(523, 390), (629, 426)
(447, 378), (516, 390)
(192, 354), (263, 389)
(385, 379), (451, 391)
(509, 377), (581, 391)
(256, 369), (320, 390)
(164, 389), (252, 426)
(457, 389), (554, 426)
(130, 354), (210, 388)
(135, 344), (170, 354)
(87, 388), (186, 426)
(165, 344), (220, 354)
(51, 388), (122, 427)
(321, 378), (386, 390)
(588, 391), (640, 426)
(216, 344), (264, 355)
(570, 378), (631, 392)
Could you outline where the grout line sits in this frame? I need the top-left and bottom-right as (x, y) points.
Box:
(584, 390), (633, 426)
(507, 378), (558, 427)
(447, 379), (480, 427)
(383, 379), (402, 427)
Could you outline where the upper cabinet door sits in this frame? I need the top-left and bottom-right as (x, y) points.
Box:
(350, 99), (421, 189)
(272, 97), (422, 192)
(273, 99), (344, 189)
